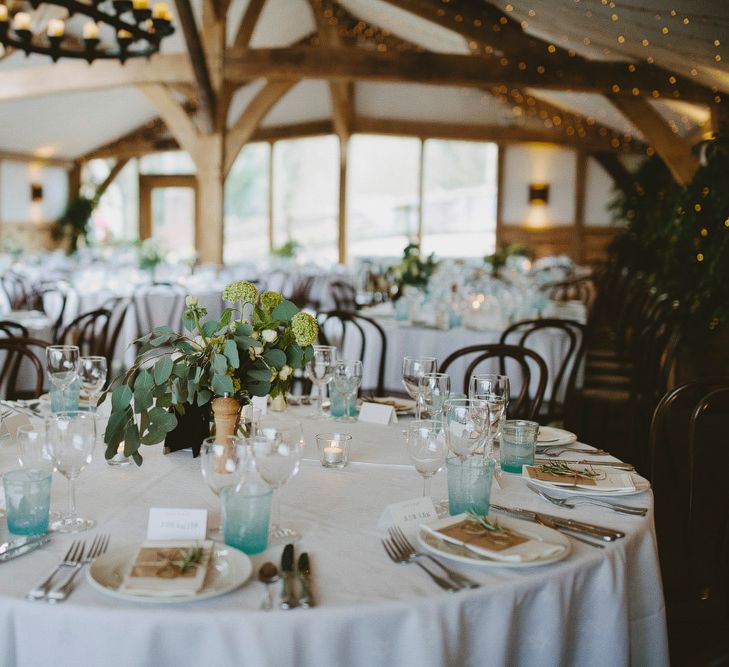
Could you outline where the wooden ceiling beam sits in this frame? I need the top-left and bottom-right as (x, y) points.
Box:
(223, 80), (298, 176)
(0, 150), (73, 167)
(233, 0), (267, 51)
(608, 96), (698, 184)
(223, 47), (716, 104)
(174, 0), (217, 133)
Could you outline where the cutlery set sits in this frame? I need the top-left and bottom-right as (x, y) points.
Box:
(26, 535), (110, 602)
(0, 534), (51, 562)
(271, 543), (315, 609)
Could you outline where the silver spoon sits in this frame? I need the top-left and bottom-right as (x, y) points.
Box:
(258, 562), (280, 610)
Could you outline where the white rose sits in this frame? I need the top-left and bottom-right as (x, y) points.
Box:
(185, 295), (198, 307)
(253, 345), (263, 356)
(261, 329), (277, 343)
(278, 365), (292, 381)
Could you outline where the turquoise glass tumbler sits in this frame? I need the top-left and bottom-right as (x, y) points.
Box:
(3, 469), (52, 535)
(446, 455), (495, 516)
(500, 420), (539, 474)
(329, 388), (357, 419)
(221, 483), (273, 555)
(50, 377), (81, 413)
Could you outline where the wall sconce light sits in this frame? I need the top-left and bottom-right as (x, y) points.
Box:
(528, 183), (549, 206)
(31, 183), (43, 202)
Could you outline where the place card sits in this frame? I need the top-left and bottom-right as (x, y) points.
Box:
(377, 496), (437, 535)
(147, 508), (208, 541)
(358, 401), (398, 425)
(251, 395), (268, 416)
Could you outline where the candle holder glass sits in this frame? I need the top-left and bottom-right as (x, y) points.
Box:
(316, 433), (352, 469)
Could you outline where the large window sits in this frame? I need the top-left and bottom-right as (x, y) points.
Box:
(224, 142), (270, 264)
(272, 136), (339, 264)
(139, 151), (196, 175)
(421, 139), (498, 257)
(88, 158), (139, 243)
(347, 135), (420, 259)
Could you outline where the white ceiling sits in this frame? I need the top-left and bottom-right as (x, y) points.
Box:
(0, 0), (724, 159)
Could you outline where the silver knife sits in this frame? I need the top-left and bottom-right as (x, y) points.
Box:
(533, 458), (635, 471)
(490, 505), (624, 541)
(280, 543), (297, 609)
(0, 534), (49, 556)
(297, 553), (315, 608)
(0, 535), (50, 562)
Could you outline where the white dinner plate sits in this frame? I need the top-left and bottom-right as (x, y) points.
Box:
(527, 473), (651, 497)
(535, 426), (577, 448)
(87, 543), (252, 604)
(417, 514), (571, 568)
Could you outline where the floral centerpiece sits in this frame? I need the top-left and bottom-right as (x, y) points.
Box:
(102, 280), (318, 465)
(390, 243), (437, 300)
(138, 238), (166, 273)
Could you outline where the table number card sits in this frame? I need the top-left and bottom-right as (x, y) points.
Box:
(358, 402), (398, 425)
(377, 497), (438, 535)
(147, 508), (208, 541)
(251, 395), (268, 416)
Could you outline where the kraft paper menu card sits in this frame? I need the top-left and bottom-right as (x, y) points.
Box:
(524, 465), (636, 491)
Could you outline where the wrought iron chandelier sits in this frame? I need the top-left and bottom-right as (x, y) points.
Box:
(0, 1), (174, 63)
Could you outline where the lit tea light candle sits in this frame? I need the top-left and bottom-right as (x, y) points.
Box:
(47, 19), (64, 37)
(133, 0), (149, 9)
(152, 2), (170, 19)
(323, 444), (344, 465)
(0, 6), (9, 22)
(13, 12), (31, 31)
(316, 432), (352, 468)
(117, 28), (132, 39)
(83, 21), (99, 40)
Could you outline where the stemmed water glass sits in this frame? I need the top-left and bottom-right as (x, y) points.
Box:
(332, 360), (363, 423)
(306, 345), (337, 418)
(46, 411), (96, 533)
(469, 374), (509, 456)
(79, 356), (108, 412)
(46, 345), (80, 409)
(401, 356), (437, 419)
(443, 398), (489, 459)
(406, 420), (447, 498)
(251, 418), (305, 543)
(420, 372), (451, 422)
(200, 435), (247, 537)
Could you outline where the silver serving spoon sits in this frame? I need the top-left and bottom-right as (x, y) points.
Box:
(258, 562), (280, 610)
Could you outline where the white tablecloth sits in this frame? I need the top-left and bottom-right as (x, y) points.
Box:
(0, 407), (667, 667)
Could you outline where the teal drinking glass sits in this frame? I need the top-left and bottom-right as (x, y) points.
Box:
(500, 420), (539, 473)
(221, 483), (273, 555)
(446, 455), (495, 516)
(3, 468), (52, 535)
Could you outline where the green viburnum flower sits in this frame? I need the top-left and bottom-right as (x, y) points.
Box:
(222, 280), (258, 305)
(261, 290), (284, 311)
(291, 312), (319, 347)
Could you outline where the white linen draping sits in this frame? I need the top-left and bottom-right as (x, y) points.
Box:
(0, 407), (668, 667)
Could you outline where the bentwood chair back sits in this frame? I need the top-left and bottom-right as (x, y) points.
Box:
(317, 310), (388, 397)
(101, 296), (132, 371)
(546, 276), (596, 313)
(650, 379), (729, 660)
(0, 272), (31, 311)
(57, 308), (112, 358)
(500, 318), (585, 425)
(0, 320), (30, 338)
(330, 281), (358, 311)
(440, 343), (548, 421)
(133, 282), (186, 338)
(0, 337), (49, 400)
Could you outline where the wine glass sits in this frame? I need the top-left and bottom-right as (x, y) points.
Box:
(251, 418), (305, 543)
(306, 345), (336, 418)
(406, 420), (447, 498)
(332, 360), (363, 423)
(401, 356), (437, 419)
(443, 398), (489, 459)
(200, 435), (247, 537)
(420, 372), (451, 422)
(79, 356), (107, 412)
(46, 345), (80, 409)
(17, 424), (61, 522)
(469, 374), (509, 456)
(46, 411), (96, 533)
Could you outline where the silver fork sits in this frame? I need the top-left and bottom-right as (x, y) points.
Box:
(542, 446), (609, 457)
(388, 527), (479, 590)
(527, 483), (648, 516)
(27, 540), (85, 600)
(382, 537), (459, 592)
(47, 534), (110, 603)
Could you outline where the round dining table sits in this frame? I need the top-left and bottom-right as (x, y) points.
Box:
(0, 406), (668, 667)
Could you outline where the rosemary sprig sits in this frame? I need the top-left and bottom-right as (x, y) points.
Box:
(467, 510), (508, 533)
(168, 545), (205, 574)
(537, 461), (602, 479)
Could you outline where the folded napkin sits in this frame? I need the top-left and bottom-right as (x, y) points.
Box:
(371, 396), (415, 413)
(421, 516), (566, 563)
(523, 465), (636, 492)
(120, 540), (213, 597)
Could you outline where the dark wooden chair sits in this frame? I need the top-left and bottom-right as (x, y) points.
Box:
(0, 337), (49, 399)
(133, 282), (186, 338)
(330, 280), (358, 311)
(0, 272), (31, 310)
(650, 379), (729, 665)
(317, 310), (388, 397)
(0, 320), (29, 338)
(545, 275), (596, 312)
(101, 296), (131, 371)
(500, 318), (585, 425)
(290, 275), (319, 310)
(31, 280), (74, 343)
(57, 308), (112, 358)
(440, 343), (548, 421)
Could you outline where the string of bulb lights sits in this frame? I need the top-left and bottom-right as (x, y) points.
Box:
(0, 0), (174, 63)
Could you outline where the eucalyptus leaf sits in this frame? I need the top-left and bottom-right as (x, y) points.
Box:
(223, 339), (239, 368)
(272, 300), (299, 322)
(264, 348), (287, 368)
(247, 380), (271, 396)
(212, 352), (228, 375)
(153, 356), (173, 385)
(111, 384), (133, 411)
(132, 451), (143, 465)
(247, 368), (274, 382)
(212, 373), (234, 396)
(202, 320), (221, 338)
(197, 389), (212, 406)
(286, 343), (303, 368)
(234, 335), (258, 350)
(123, 423), (141, 457)
(219, 308), (232, 328)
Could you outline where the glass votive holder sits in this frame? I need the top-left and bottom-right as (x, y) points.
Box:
(316, 433), (352, 469)
(3, 468), (52, 535)
(500, 419), (540, 473)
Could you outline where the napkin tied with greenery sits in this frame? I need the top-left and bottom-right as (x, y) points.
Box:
(102, 280), (318, 465)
